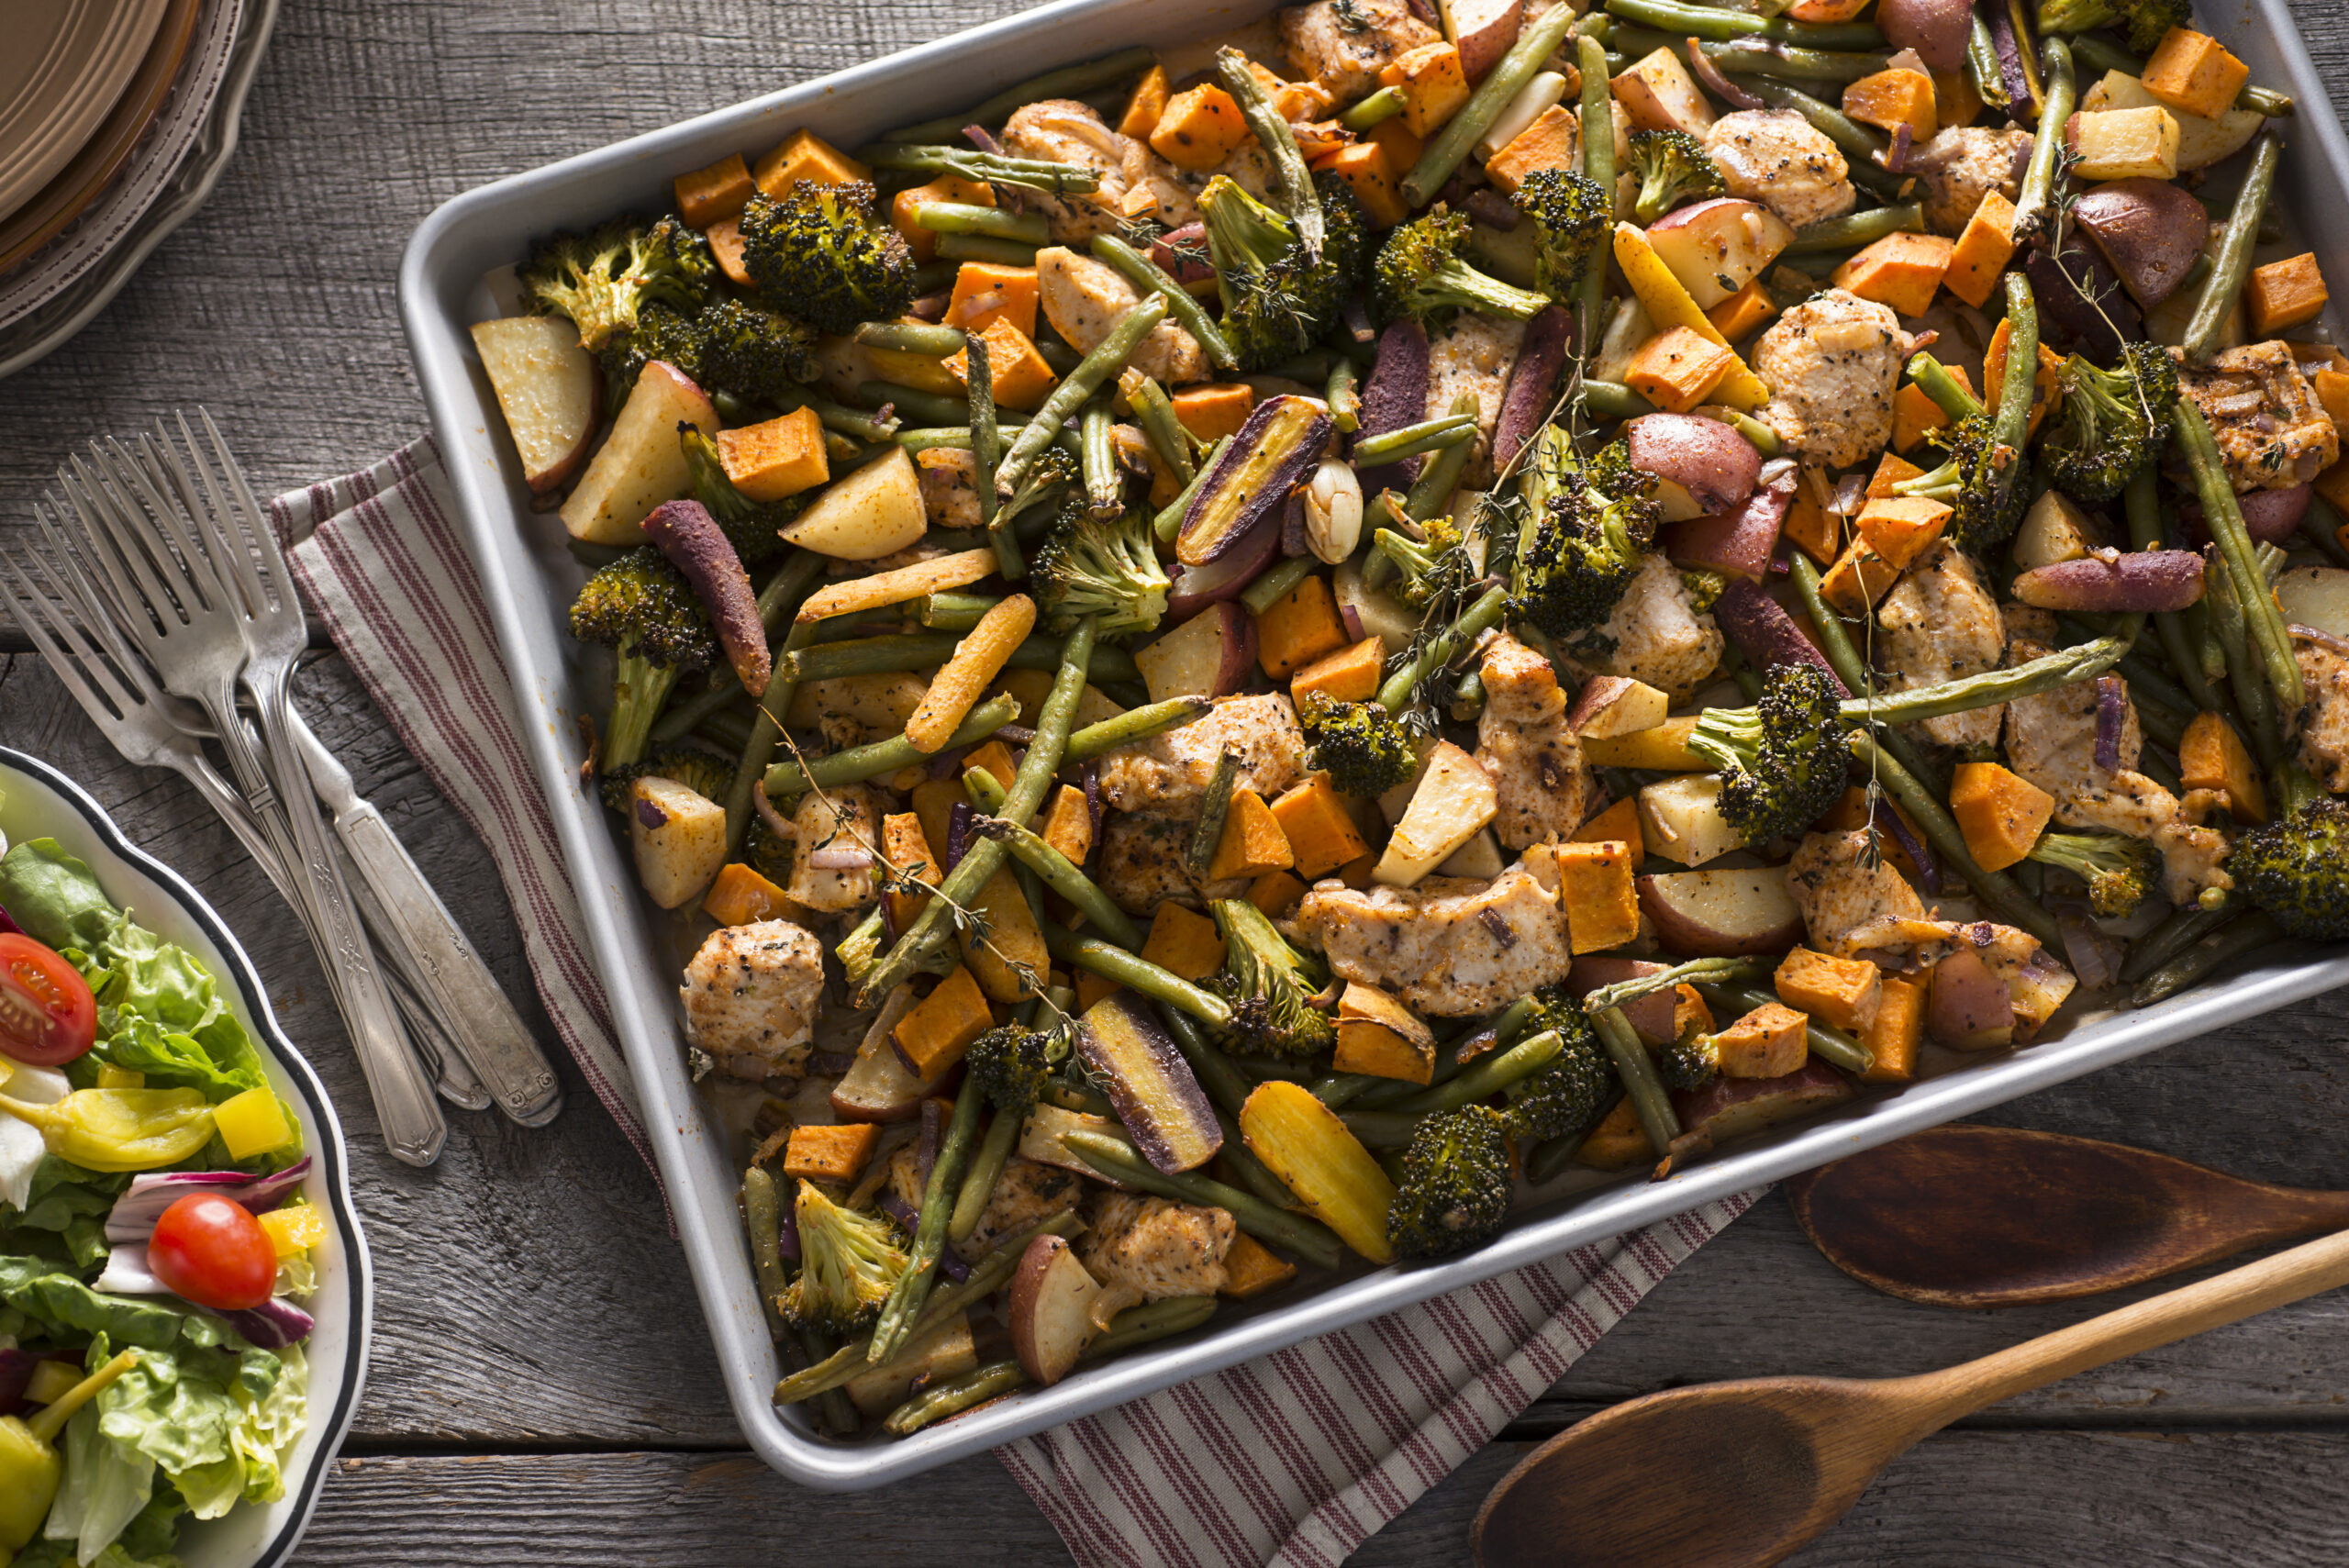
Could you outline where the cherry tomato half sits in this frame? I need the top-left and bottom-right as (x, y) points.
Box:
(149, 1193), (277, 1312)
(0, 932), (96, 1067)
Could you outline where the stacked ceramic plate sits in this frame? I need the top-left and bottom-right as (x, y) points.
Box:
(0, 0), (276, 378)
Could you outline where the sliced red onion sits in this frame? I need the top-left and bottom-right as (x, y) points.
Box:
(1478, 907), (1518, 949)
(1280, 491), (1311, 557)
(936, 1246), (970, 1284)
(1337, 596), (1365, 643)
(106, 1158), (314, 1244)
(925, 744), (971, 780)
(945, 802), (975, 871)
(916, 1096), (946, 1195)
(1082, 760), (1105, 852)
(1871, 796), (1939, 895)
(1757, 456), (1798, 486)
(963, 125), (1006, 157)
(908, 291), (952, 323)
(753, 777), (796, 840)
(1464, 187), (1521, 230)
(1686, 37), (1764, 111)
(634, 796), (671, 830)
(807, 1050), (857, 1076)
(882, 1192), (921, 1234)
(0, 1349), (37, 1418)
(1879, 121), (1914, 173)
(1831, 473), (1868, 517)
(2058, 912), (2125, 992)
(995, 724), (1040, 746)
(2291, 623), (2349, 658)
(217, 1297), (315, 1351)
(1404, 0), (1436, 25)
(806, 845), (874, 871)
(2095, 674), (2125, 774)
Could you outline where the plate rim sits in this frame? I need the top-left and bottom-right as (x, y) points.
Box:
(0, 0), (173, 221)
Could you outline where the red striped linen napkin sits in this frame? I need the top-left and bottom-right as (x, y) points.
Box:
(273, 435), (1764, 1565)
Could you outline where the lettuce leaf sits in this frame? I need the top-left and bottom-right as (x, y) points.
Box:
(0, 839), (120, 951)
(43, 1399), (155, 1562)
(93, 1336), (307, 1522)
(1, 1156), (131, 1269)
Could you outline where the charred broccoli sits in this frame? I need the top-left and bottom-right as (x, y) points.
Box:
(521, 216), (717, 350)
(745, 816), (794, 885)
(683, 425), (805, 565)
(596, 301), (712, 414)
(1367, 515), (1475, 611)
(1199, 172), (1367, 371)
(1501, 989), (1612, 1142)
(597, 746), (735, 812)
(2228, 796), (2349, 940)
(2028, 830), (2164, 918)
(1687, 662), (1852, 846)
(1298, 691), (1419, 798)
(779, 1179), (910, 1336)
(1508, 437), (1661, 640)
(965, 1024), (1071, 1113)
(1029, 503), (1168, 636)
(1512, 166), (1612, 302)
(2040, 343), (2179, 504)
(1892, 411), (2027, 550)
(569, 547), (720, 769)
(1656, 1025), (1721, 1093)
(1211, 898), (1336, 1059)
(697, 296), (823, 405)
(1386, 1105), (1513, 1262)
(2033, 0), (2191, 53)
(1625, 129), (1727, 225)
(739, 180), (916, 336)
(1371, 207), (1551, 330)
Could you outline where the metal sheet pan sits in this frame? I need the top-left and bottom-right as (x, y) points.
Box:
(398, 0), (2349, 1490)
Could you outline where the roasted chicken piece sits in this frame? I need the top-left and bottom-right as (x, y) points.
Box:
(1297, 863), (1574, 1016)
(680, 918), (824, 1082)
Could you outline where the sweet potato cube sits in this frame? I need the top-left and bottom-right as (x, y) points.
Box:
(675, 153), (754, 228)
(882, 811), (941, 933)
(1119, 63), (1172, 138)
(703, 862), (794, 928)
(1040, 784), (1096, 863)
(895, 965), (995, 1077)
(1291, 638), (1386, 705)
(1943, 189), (2017, 309)
(1379, 40), (1471, 137)
(705, 217), (752, 287)
(1820, 536), (1899, 616)
(963, 740), (1019, 792)
(1571, 795), (1645, 862)
(1323, 141), (1408, 228)
(1484, 105), (1579, 195)
(945, 261), (1041, 338)
(718, 407), (829, 502)
(1775, 947), (1883, 1033)
(1141, 903), (1225, 982)
(1248, 869), (1309, 917)
(1269, 774), (1372, 879)
(2319, 458), (2349, 517)
(1219, 1232), (1299, 1299)
(2140, 28), (2248, 122)
(1076, 970), (1123, 1012)
(1575, 1096), (1654, 1172)
(1555, 840), (1639, 955)
(1892, 384), (1950, 453)
(1713, 1001), (1809, 1079)
(1842, 67), (1938, 141)
(1782, 472), (1842, 564)
(1334, 981), (1438, 1084)
(1367, 114), (1426, 173)
(2247, 253), (2329, 337)
(890, 174), (994, 262)
(959, 866), (1048, 1002)
(1860, 975), (1924, 1083)
(753, 128), (869, 195)
(1241, 1081), (1397, 1262)
(1831, 232), (1954, 318)
(1151, 83), (1250, 172)
(1611, 47), (1714, 136)
(1705, 279), (1777, 344)
(1854, 495), (1953, 570)
(1949, 762), (2054, 873)
(2179, 710), (2267, 823)
(1933, 67), (1982, 128)
(2313, 368), (2349, 433)
(1822, 785), (1928, 886)
(782, 1122), (882, 1184)
(1208, 789), (1297, 882)
(2069, 107), (2180, 182)
(1865, 450), (1925, 496)
(1170, 382), (1256, 442)
(1981, 317), (2064, 439)
(1255, 573), (1351, 679)
(1624, 326), (1736, 414)
(947, 317), (1057, 412)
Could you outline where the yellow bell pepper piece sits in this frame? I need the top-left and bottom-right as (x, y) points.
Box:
(1611, 222), (1770, 410)
(0, 1087), (215, 1172)
(258, 1203), (327, 1259)
(214, 1084), (296, 1161)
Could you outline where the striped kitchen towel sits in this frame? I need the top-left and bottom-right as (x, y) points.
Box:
(275, 435), (1763, 1565)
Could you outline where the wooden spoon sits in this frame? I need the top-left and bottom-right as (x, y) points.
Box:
(1472, 1226), (2349, 1568)
(1783, 1123), (2349, 1307)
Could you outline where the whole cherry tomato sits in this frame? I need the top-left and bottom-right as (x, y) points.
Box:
(0, 933), (96, 1067)
(148, 1193), (277, 1312)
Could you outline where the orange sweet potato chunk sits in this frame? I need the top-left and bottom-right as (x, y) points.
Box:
(1269, 775), (1371, 879)
(1948, 762), (2054, 873)
(675, 153), (754, 228)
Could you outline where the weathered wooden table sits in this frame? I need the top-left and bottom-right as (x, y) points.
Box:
(6, 2), (2349, 1559)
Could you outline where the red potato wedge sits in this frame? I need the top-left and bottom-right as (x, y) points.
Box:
(1623, 413), (1762, 521)
(1008, 1234), (1103, 1386)
(1712, 580), (1851, 695)
(1568, 675), (1671, 739)
(1636, 867), (1806, 958)
(1875, 0), (1971, 69)
(2071, 178), (2210, 311)
(1663, 470), (1796, 584)
(2276, 565), (2349, 640)
(1645, 198), (1796, 311)
(2026, 240), (2139, 366)
(558, 360), (719, 544)
(1353, 319), (1433, 495)
(1136, 600), (1258, 701)
(1443, 0), (1524, 81)
(470, 316), (598, 494)
(1493, 305), (1572, 473)
(1179, 395), (1331, 568)
(1566, 955), (1678, 1045)
(1928, 947), (2014, 1050)
(2011, 550), (2204, 613)
(2182, 483), (2313, 547)
(1670, 1059), (1855, 1156)
(1076, 993), (1223, 1173)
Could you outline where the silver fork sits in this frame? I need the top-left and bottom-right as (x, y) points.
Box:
(51, 418), (445, 1166)
(0, 537), (493, 1112)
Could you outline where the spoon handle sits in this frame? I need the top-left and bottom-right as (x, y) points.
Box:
(1918, 1227), (2349, 1420)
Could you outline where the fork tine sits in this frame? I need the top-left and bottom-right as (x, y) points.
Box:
(36, 517), (163, 714)
(193, 408), (290, 606)
(59, 453), (182, 639)
(0, 538), (131, 726)
(140, 423), (261, 619)
(108, 434), (239, 619)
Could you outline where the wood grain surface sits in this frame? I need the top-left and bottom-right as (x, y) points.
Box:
(2, 0), (2348, 1560)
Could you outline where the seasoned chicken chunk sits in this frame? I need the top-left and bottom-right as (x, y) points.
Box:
(1474, 634), (1599, 849)
(1556, 554), (1725, 699)
(1787, 830), (1928, 957)
(2290, 630), (2349, 794)
(1036, 245), (1208, 385)
(1876, 543), (2007, 752)
(1002, 99), (1149, 244)
(1080, 1192), (1234, 1323)
(916, 447), (983, 529)
(1097, 693), (1306, 816)
(1297, 863), (1574, 1016)
(953, 1156), (1087, 1262)
(2172, 341), (2341, 491)
(679, 918), (824, 1081)
(1098, 813), (1249, 916)
(1279, 0), (1442, 102)
(1908, 126), (2031, 236)
(793, 674), (928, 751)
(1425, 313), (1528, 486)
(786, 784), (884, 912)
(1704, 110), (1855, 230)
(1753, 289), (1916, 469)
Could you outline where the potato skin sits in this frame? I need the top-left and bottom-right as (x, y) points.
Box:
(2012, 550), (2204, 614)
(2071, 179), (2210, 310)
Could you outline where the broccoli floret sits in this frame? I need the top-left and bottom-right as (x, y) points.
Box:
(1687, 663), (1853, 846)
(569, 547), (720, 768)
(745, 817), (793, 885)
(1371, 207), (1552, 331)
(1298, 691), (1419, 798)
(1029, 504), (1169, 637)
(2028, 830), (2164, 918)
(697, 296), (823, 405)
(1583, 440), (1665, 542)
(999, 443), (1082, 529)
(1508, 439), (1659, 641)
(1386, 1105), (1513, 1262)
(521, 216), (717, 351)
(1656, 1026), (1721, 1093)
(2039, 343), (2180, 505)
(596, 301), (711, 414)
(1211, 898), (1336, 1059)
(1892, 411), (2027, 550)
(1679, 567), (1730, 615)
(738, 180), (916, 336)
(682, 425), (806, 566)
(964, 1024), (1072, 1113)
(1512, 166), (1612, 302)
(778, 1179), (909, 1336)
(1367, 515), (1474, 611)
(597, 746), (735, 812)
(2033, 0), (2191, 54)
(1625, 129), (1727, 225)
(1199, 173), (1367, 371)
(1501, 989), (1611, 1141)
(2228, 796), (2349, 940)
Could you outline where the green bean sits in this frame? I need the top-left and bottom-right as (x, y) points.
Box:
(912, 591), (1000, 632)
(880, 48), (1156, 142)
(1382, 1028), (1565, 1117)
(1161, 1006), (1254, 1118)
(2121, 902), (2237, 984)
(857, 320), (972, 357)
(912, 202), (1051, 244)
(2190, 194), (2285, 248)
(1063, 1130), (1344, 1269)
(2011, 38), (2076, 246)
(1080, 398), (1121, 517)
(938, 232), (1041, 266)
(1353, 413), (1479, 466)
(961, 774), (1141, 949)
(1338, 84), (1407, 132)
(1325, 356), (1361, 434)
(1605, 0), (1878, 49)
(763, 693), (1019, 799)
(783, 633), (1141, 685)
(1849, 729), (2063, 950)
(1692, 982), (1873, 1076)
(2132, 911), (2284, 1006)
(1733, 78), (1905, 196)
(1841, 637), (2126, 728)
(870, 1071), (989, 1360)
(1581, 379), (1657, 420)
(1577, 36), (1615, 322)
(1065, 696), (1212, 762)
(1593, 1006), (1680, 1161)
(1714, 408), (1781, 456)
(2184, 134), (2280, 366)
(948, 1105), (1024, 1243)
(2202, 547), (2282, 771)
(1036, 336), (1082, 376)
(1524, 1100), (1620, 1184)
(1378, 584), (1512, 711)
(741, 1164), (794, 1339)
(1127, 373), (1197, 486)
(1154, 435), (1230, 545)
(883, 1359), (1029, 1434)
(1406, 0), (1586, 207)
(720, 555), (831, 850)
(1901, 352), (1983, 427)
(1582, 958), (1765, 1015)
(1609, 27), (1888, 81)
(2065, 32), (2291, 117)
(1090, 234), (1241, 372)
(1965, 11), (2010, 114)
(1397, 393), (1482, 524)
(2307, 495), (2349, 568)
(1241, 556), (1319, 617)
(1186, 751), (1243, 882)
(653, 680), (748, 751)
(1219, 47), (1324, 258)
(997, 297), (1167, 498)
(962, 333), (1022, 586)
(861, 380), (974, 427)
(1045, 924), (1232, 1028)
(1787, 204), (1924, 254)
(774, 387), (903, 443)
(2178, 399), (2302, 713)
